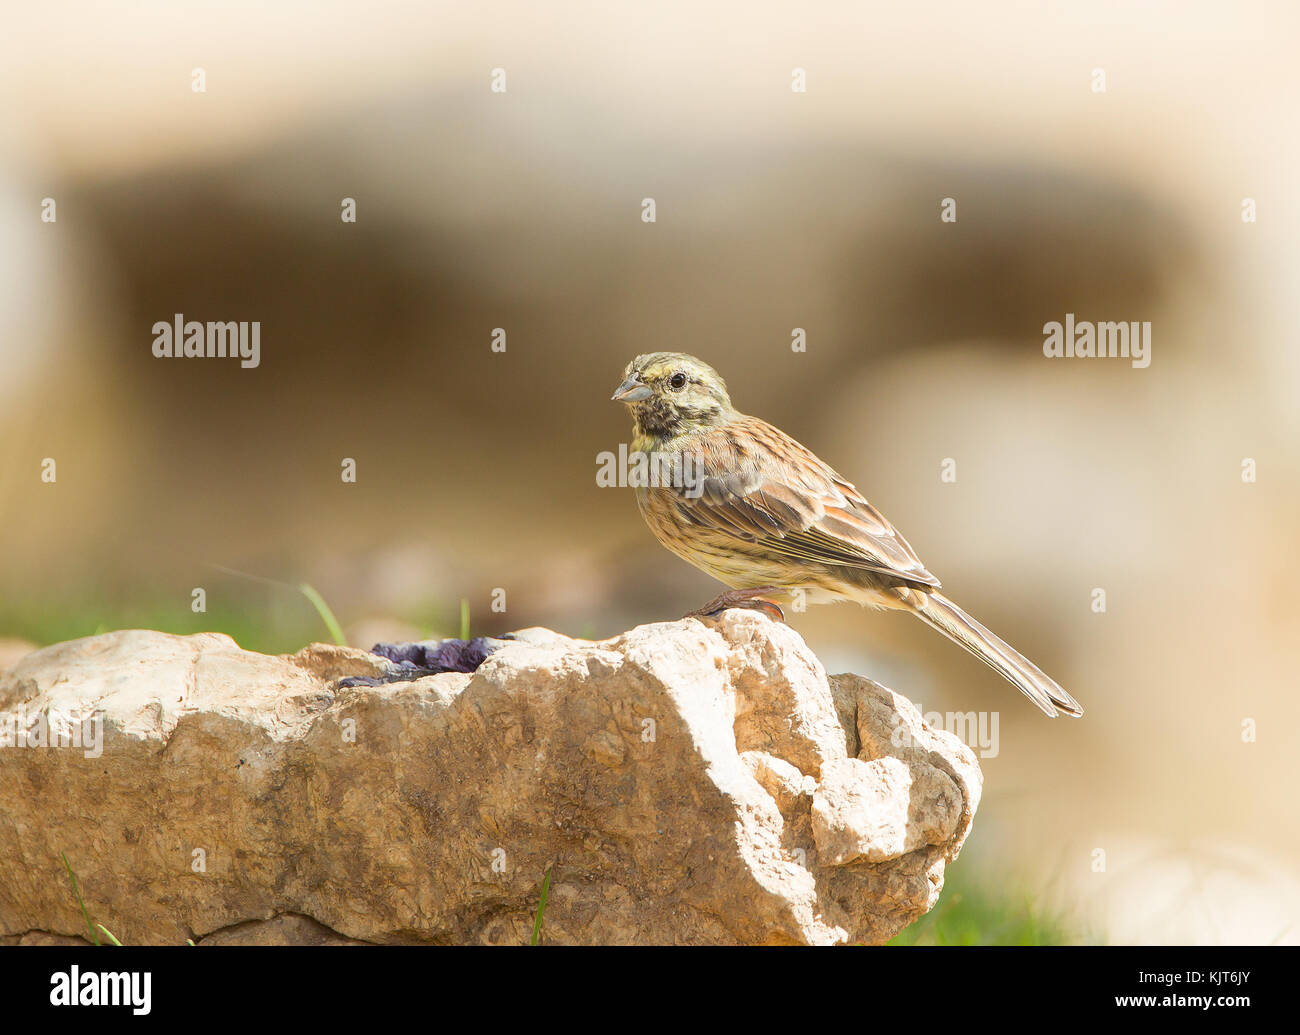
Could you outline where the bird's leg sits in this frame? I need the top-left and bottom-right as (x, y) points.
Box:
(685, 586), (786, 623)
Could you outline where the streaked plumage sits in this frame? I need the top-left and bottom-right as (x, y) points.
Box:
(612, 352), (1083, 718)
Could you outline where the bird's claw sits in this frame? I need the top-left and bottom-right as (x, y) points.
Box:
(685, 587), (786, 623)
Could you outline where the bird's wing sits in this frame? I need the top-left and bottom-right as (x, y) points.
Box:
(666, 414), (940, 588)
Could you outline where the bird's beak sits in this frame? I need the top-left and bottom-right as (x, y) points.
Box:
(610, 376), (652, 403)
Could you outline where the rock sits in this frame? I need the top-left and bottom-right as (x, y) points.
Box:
(832, 673), (983, 842)
(0, 638), (36, 675)
(810, 756), (962, 865)
(197, 913), (367, 946)
(0, 931), (90, 946)
(0, 612), (981, 945)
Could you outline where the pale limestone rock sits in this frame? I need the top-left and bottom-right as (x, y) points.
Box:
(811, 756), (961, 865)
(0, 639), (36, 675)
(0, 613), (980, 945)
(832, 673), (983, 846)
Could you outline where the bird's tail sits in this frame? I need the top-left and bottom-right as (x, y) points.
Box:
(907, 591), (1083, 718)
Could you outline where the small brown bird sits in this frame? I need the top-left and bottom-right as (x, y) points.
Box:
(611, 352), (1083, 718)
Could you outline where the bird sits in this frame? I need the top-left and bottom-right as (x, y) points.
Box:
(610, 351), (1083, 718)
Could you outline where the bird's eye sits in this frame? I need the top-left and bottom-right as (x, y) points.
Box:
(668, 372), (688, 390)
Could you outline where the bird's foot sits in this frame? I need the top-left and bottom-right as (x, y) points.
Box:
(685, 587), (786, 623)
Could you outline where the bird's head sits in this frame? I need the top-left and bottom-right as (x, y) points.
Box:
(610, 352), (734, 440)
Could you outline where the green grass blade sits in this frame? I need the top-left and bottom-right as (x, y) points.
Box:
(61, 851), (99, 946)
(299, 583), (347, 646)
(530, 866), (552, 946)
(96, 924), (122, 946)
(459, 598), (471, 641)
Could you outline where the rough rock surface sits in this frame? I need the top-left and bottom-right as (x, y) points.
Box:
(0, 613), (981, 945)
(0, 639), (35, 675)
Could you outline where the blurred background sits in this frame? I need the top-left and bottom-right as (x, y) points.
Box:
(2, 0), (1297, 944)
